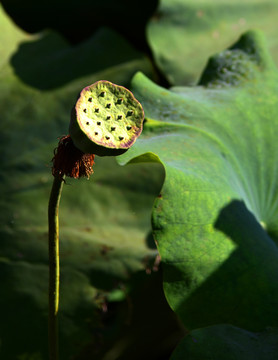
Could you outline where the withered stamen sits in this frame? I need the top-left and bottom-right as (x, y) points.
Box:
(51, 135), (95, 179)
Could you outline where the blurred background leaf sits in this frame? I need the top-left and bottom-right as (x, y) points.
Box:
(0, 4), (184, 360)
(147, 0), (278, 85)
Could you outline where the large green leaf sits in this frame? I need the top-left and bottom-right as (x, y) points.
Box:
(0, 6), (177, 359)
(119, 30), (278, 331)
(148, 0), (278, 85)
(170, 325), (278, 360)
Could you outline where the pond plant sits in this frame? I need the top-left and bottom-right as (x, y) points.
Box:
(119, 30), (278, 359)
(46, 30), (278, 359)
(2, 1), (278, 359)
(48, 81), (144, 359)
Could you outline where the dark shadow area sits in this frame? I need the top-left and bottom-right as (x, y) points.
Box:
(10, 27), (145, 90)
(2, 0), (159, 50)
(164, 200), (278, 331)
(5, 0), (172, 91)
(74, 268), (186, 360)
(214, 199), (268, 247)
(146, 230), (158, 250)
(0, 261), (49, 360)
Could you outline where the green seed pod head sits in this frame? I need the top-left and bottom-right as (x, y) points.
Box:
(69, 80), (144, 156)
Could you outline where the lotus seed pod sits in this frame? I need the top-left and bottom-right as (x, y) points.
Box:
(69, 80), (144, 156)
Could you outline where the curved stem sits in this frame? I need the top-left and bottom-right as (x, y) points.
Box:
(48, 175), (64, 360)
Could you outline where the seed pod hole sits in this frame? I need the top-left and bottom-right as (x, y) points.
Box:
(106, 103), (111, 108)
(119, 136), (124, 140)
(127, 110), (134, 116)
(86, 121), (90, 125)
(97, 121), (101, 125)
(100, 91), (106, 97)
(126, 125), (132, 130)
(111, 127), (116, 131)
(117, 98), (123, 104)
(88, 97), (92, 102)
(83, 109), (87, 113)
(95, 132), (98, 135)
(117, 115), (123, 120)
(106, 136), (110, 140)
(95, 108), (100, 113)
(107, 115), (111, 120)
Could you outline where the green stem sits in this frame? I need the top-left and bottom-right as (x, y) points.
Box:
(48, 175), (64, 360)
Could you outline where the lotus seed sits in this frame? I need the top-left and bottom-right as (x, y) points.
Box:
(117, 115), (123, 120)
